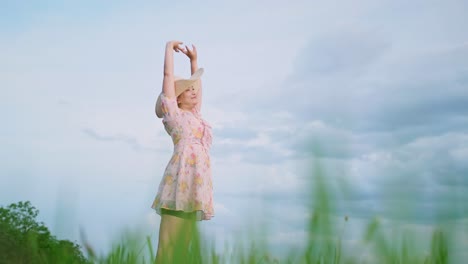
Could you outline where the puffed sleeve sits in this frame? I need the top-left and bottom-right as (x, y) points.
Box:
(160, 93), (179, 120)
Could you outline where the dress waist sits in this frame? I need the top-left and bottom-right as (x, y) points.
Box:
(174, 138), (209, 151)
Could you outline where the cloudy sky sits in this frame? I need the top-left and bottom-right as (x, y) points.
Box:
(1, 0), (468, 261)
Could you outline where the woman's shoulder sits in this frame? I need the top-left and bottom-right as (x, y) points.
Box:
(159, 93), (180, 119)
(160, 92), (177, 102)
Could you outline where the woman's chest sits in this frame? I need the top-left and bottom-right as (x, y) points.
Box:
(169, 112), (212, 138)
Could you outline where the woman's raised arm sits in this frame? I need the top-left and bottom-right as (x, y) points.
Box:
(182, 44), (203, 111)
(162, 41), (184, 98)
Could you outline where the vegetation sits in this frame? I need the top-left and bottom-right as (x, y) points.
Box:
(1, 161), (461, 263)
(0, 201), (89, 264)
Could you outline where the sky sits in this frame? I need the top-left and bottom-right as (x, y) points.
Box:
(1, 0), (468, 261)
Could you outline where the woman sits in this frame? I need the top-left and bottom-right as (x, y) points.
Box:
(151, 40), (213, 263)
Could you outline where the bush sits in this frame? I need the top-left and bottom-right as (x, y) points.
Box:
(0, 201), (89, 264)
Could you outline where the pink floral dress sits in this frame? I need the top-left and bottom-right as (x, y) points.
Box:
(151, 93), (214, 221)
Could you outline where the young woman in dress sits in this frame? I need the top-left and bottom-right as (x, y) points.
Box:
(151, 40), (213, 263)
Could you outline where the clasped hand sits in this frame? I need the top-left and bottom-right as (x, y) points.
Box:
(168, 40), (197, 61)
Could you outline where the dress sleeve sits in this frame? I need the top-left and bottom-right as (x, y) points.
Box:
(160, 93), (179, 120)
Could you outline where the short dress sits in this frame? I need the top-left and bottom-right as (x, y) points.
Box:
(151, 93), (214, 221)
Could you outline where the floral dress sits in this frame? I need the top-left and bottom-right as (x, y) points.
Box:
(151, 93), (214, 221)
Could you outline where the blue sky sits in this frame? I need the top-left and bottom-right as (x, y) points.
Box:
(1, 0), (468, 261)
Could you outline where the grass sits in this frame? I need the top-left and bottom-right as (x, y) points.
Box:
(77, 158), (462, 264)
(2, 157), (463, 263)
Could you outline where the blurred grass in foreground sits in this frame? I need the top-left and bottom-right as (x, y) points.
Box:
(79, 158), (460, 264)
(1, 157), (463, 263)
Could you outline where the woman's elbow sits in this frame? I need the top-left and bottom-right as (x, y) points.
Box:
(163, 71), (173, 78)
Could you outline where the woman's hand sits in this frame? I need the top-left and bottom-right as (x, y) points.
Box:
(181, 44), (198, 61)
(167, 40), (184, 53)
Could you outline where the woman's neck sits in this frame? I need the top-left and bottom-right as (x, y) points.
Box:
(179, 103), (195, 112)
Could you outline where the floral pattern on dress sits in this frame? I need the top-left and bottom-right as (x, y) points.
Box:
(151, 93), (214, 221)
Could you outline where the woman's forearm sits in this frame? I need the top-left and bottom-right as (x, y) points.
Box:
(164, 42), (175, 77)
(190, 59), (198, 75)
(191, 58), (202, 110)
(162, 41), (176, 97)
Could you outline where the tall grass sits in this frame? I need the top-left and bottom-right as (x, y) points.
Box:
(78, 158), (460, 264)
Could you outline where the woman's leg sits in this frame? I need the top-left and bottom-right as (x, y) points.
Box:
(186, 220), (203, 262)
(155, 213), (183, 263)
(154, 212), (195, 263)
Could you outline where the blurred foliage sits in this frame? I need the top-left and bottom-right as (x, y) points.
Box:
(1, 159), (461, 263)
(84, 158), (457, 264)
(0, 201), (89, 264)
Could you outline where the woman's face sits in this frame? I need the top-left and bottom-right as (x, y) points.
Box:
(177, 85), (198, 107)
